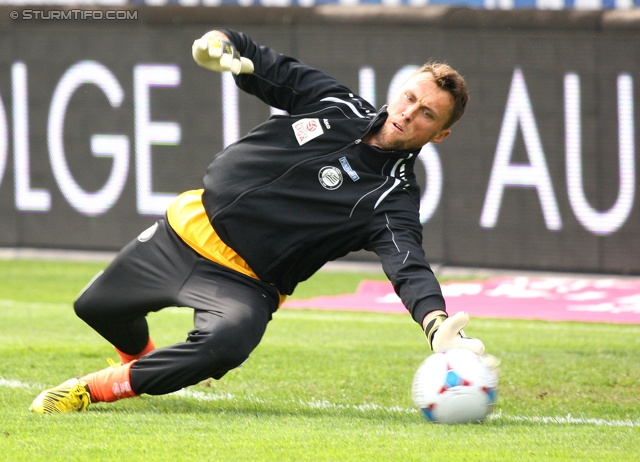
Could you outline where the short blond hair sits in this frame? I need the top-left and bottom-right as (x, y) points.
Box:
(411, 62), (468, 130)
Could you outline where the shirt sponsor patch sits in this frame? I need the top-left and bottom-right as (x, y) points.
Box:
(339, 157), (360, 182)
(292, 118), (324, 146)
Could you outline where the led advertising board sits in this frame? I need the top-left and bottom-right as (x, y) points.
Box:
(0, 15), (638, 273)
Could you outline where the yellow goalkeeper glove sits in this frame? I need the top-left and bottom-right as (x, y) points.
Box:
(425, 311), (485, 355)
(192, 31), (254, 75)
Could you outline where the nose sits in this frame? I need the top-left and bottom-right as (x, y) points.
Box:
(401, 104), (417, 120)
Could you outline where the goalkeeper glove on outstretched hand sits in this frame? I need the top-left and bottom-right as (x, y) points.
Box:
(424, 311), (486, 355)
(192, 31), (254, 75)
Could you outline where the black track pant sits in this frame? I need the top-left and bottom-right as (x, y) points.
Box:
(74, 219), (279, 396)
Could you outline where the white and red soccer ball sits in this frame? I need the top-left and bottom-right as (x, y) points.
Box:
(412, 348), (499, 424)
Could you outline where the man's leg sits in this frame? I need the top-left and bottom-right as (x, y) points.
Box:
(30, 220), (280, 413)
(68, 261), (278, 408)
(30, 219), (198, 414)
(73, 220), (197, 357)
(129, 261), (279, 395)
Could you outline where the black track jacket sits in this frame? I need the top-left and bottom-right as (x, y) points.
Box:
(202, 29), (445, 325)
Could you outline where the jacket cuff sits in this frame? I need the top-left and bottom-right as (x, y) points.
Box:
(411, 294), (446, 326)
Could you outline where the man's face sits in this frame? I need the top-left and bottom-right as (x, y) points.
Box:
(372, 73), (454, 152)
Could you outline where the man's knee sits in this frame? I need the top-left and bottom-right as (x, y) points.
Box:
(190, 321), (264, 374)
(73, 292), (92, 322)
(73, 269), (105, 322)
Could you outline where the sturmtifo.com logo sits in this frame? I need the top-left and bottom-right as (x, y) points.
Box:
(318, 166), (343, 190)
(10, 9), (138, 20)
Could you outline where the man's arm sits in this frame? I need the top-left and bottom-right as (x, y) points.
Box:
(368, 198), (485, 354)
(193, 29), (372, 115)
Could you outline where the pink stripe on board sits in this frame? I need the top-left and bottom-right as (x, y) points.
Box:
(282, 278), (640, 324)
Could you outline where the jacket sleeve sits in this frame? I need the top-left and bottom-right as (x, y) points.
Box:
(220, 29), (366, 115)
(365, 193), (446, 326)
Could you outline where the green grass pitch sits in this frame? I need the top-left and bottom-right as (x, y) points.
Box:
(0, 258), (639, 461)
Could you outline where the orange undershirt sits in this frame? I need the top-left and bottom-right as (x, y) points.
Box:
(166, 189), (286, 306)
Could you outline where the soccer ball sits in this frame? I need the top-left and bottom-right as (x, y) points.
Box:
(412, 348), (498, 424)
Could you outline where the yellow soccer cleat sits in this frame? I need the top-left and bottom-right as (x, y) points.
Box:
(29, 378), (91, 414)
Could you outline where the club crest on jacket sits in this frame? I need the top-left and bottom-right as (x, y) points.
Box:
(318, 166), (343, 190)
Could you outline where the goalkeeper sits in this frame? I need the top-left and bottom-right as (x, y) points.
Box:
(30, 29), (485, 414)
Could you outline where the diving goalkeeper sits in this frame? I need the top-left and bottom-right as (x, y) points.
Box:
(30, 29), (485, 414)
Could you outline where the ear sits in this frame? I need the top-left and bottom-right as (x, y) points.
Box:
(430, 129), (451, 144)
